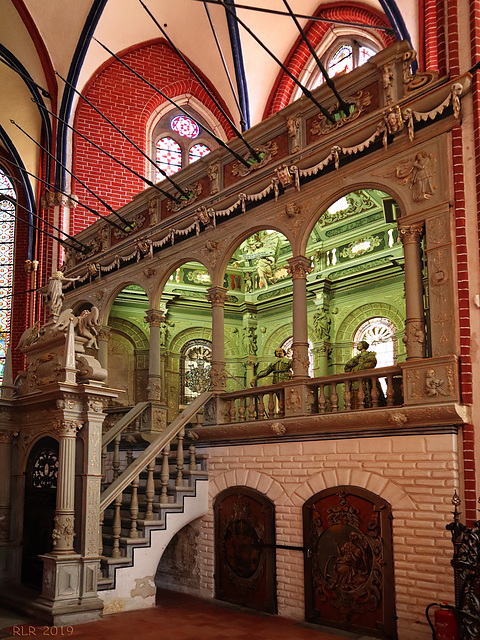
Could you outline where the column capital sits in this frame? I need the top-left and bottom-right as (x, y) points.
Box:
(98, 325), (112, 342)
(398, 223), (424, 244)
(287, 255), (313, 279)
(0, 429), (15, 444)
(207, 286), (229, 307)
(53, 420), (83, 437)
(145, 308), (164, 327)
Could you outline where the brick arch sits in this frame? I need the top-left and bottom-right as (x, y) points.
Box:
(264, 2), (395, 118)
(292, 468), (416, 512)
(209, 469), (290, 507)
(72, 40), (234, 232)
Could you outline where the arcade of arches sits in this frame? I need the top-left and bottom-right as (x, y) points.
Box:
(1, 39), (470, 640)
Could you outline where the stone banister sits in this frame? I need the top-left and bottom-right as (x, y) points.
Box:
(100, 391), (212, 512)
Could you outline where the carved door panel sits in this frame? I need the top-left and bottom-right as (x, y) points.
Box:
(215, 487), (276, 614)
(22, 437), (59, 591)
(304, 487), (396, 639)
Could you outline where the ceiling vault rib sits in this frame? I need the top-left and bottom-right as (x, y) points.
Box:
(217, 0), (335, 124)
(93, 38), (253, 169)
(202, 0), (247, 127)
(192, 0), (395, 34)
(138, 0), (260, 161)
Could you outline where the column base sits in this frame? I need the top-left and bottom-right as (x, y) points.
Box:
(34, 554), (104, 625)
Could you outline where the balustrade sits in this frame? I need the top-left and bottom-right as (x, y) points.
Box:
(222, 385), (286, 423)
(221, 366), (402, 423)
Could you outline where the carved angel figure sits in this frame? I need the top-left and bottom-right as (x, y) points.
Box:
(44, 271), (79, 317)
(77, 306), (100, 349)
(395, 152), (436, 202)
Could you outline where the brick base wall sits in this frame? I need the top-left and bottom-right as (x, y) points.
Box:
(193, 432), (459, 640)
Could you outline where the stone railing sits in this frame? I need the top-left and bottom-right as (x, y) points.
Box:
(99, 392), (212, 559)
(221, 366), (402, 424)
(307, 366), (403, 413)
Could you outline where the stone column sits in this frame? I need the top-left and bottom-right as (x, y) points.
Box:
(0, 429), (13, 545)
(288, 256), (312, 379)
(399, 224), (426, 359)
(51, 420), (83, 554)
(207, 286), (228, 391)
(145, 309), (164, 401)
(77, 395), (107, 612)
(97, 326), (111, 373)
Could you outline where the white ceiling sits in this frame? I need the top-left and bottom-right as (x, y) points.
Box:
(0, 0), (419, 189)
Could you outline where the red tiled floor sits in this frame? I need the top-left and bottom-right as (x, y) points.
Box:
(1, 589), (361, 640)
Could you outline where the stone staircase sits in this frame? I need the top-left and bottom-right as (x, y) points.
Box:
(97, 393), (211, 610)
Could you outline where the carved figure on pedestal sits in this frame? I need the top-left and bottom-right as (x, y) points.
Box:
(251, 348), (292, 386)
(44, 271), (79, 318)
(344, 341), (385, 408)
(313, 308), (331, 341)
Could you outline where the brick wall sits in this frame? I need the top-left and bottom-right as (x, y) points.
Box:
(71, 40), (233, 234)
(195, 433), (458, 640)
(264, 3), (395, 118)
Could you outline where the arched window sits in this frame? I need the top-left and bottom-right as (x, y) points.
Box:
(353, 317), (397, 367)
(291, 33), (382, 102)
(180, 339), (212, 404)
(189, 143), (211, 164)
(153, 113), (212, 183)
(0, 168), (15, 382)
(156, 136), (182, 178)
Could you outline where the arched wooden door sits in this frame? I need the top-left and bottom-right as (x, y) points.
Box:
(214, 487), (276, 614)
(303, 486), (396, 639)
(21, 437), (59, 590)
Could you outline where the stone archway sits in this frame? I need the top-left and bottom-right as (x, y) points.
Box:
(21, 436), (59, 591)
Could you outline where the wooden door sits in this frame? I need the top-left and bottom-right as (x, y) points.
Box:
(304, 486), (396, 639)
(215, 487), (276, 613)
(21, 437), (59, 591)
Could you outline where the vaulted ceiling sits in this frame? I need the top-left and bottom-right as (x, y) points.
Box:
(0, 0), (418, 197)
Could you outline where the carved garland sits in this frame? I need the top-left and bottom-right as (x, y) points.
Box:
(64, 82), (465, 284)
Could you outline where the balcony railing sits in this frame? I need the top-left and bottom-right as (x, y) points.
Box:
(221, 366), (403, 424)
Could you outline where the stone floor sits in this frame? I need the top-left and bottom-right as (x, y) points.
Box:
(0, 589), (378, 640)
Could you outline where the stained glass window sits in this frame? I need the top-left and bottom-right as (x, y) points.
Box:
(0, 169), (15, 383)
(359, 45), (376, 66)
(189, 143), (211, 164)
(328, 44), (354, 76)
(171, 115), (200, 139)
(180, 340), (212, 404)
(156, 136), (182, 179)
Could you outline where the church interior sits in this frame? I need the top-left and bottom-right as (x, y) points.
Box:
(1, 1), (480, 639)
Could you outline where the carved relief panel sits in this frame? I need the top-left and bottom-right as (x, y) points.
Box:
(425, 212), (458, 356)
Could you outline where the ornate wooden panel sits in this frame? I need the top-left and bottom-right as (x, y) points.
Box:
(21, 437), (59, 591)
(304, 487), (396, 639)
(215, 487), (276, 613)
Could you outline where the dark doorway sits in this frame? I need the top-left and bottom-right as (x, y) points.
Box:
(21, 437), (59, 591)
(303, 486), (396, 639)
(214, 486), (276, 614)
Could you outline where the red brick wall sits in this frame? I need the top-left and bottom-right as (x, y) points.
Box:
(71, 39), (234, 233)
(0, 150), (33, 376)
(264, 2), (395, 118)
